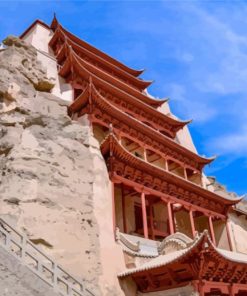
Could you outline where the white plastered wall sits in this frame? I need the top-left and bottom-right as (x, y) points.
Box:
(115, 186), (124, 232)
(228, 212), (247, 254)
(213, 219), (230, 250)
(158, 101), (197, 154)
(21, 23), (73, 102)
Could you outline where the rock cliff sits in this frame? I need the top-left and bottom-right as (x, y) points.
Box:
(0, 36), (114, 295)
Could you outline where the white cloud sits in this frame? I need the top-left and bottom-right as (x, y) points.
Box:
(165, 83), (217, 123)
(207, 126), (247, 156)
(180, 52), (194, 63)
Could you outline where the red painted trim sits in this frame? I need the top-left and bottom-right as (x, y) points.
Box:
(70, 78), (184, 140)
(52, 33), (152, 92)
(122, 233), (247, 293)
(101, 134), (237, 213)
(67, 49), (166, 110)
(20, 19), (50, 39)
(53, 23), (145, 78)
(112, 174), (227, 219)
(77, 83), (213, 171)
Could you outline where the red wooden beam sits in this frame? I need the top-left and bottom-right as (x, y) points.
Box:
(112, 175), (226, 220)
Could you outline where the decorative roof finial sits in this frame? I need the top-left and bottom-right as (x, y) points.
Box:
(51, 12), (59, 31)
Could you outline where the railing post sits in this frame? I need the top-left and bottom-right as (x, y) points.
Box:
(37, 260), (42, 274)
(68, 285), (73, 296)
(53, 263), (58, 291)
(21, 234), (27, 259)
(5, 233), (11, 250)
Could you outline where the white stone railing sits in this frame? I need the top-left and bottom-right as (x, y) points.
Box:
(116, 229), (140, 252)
(0, 218), (94, 296)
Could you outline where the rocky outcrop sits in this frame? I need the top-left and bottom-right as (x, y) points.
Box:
(1, 36), (54, 98)
(0, 37), (107, 295)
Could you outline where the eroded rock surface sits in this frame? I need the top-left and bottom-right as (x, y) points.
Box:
(0, 37), (107, 295)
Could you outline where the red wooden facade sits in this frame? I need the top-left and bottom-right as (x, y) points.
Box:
(23, 16), (246, 295)
(118, 231), (247, 296)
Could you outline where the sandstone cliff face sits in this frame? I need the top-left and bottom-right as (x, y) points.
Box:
(0, 36), (116, 295)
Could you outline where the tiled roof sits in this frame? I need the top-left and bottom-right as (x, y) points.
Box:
(117, 232), (159, 258)
(118, 230), (247, 278)
(118, 232), (205, 277)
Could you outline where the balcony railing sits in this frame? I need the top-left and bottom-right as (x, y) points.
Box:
(136, 219), (169, 239)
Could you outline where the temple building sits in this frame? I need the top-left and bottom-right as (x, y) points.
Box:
(1, 16), (247, 296)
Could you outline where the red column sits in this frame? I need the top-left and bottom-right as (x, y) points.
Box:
(149, 202), (155, 240)
(226, 219), (233, 251)
(121, 185), (127, 233)
(189, 210), (196, 238)
(167, 202), (175, 235)
(184, 167), (188, 180)
(143, 147), (147, 162)
(165, 159), (168, 171)
(208, 216), (216, 245)
(198, 282), (205, 296)
(111, 182), (116, 239)
(141, 192), (148, 239)
(228, 285), (235, 296)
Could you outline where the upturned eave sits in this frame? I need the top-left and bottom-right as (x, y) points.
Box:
(101, 133), (241, 208)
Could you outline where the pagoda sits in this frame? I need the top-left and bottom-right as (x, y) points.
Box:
(19, 16), (247, 296)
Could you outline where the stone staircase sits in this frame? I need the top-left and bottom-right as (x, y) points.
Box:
(0, 218), (94, 296)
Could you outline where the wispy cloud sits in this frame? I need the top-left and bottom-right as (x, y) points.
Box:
(207, 125), (247, 156)
(164, 83), (217, 123)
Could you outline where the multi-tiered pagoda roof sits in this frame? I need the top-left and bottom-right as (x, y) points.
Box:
(20, 16), (246, 295)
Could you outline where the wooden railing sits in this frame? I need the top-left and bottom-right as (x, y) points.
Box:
(152, 220), (167, 232)
(0, 218), (94, 296)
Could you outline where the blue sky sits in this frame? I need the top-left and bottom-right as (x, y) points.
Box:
(0, 1), (246, 196)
